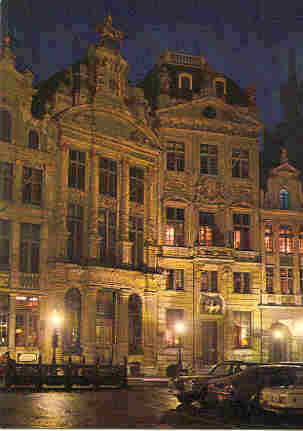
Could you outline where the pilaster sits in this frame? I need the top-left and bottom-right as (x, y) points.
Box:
(117, 288), (130, 363)
(88, 148), (101, 264)
(119, 158), (131, 265)
(10, 222), (20, 290)
(143, 289), (157, 372)
(56, 142), (69, 260)
(81, 288), (97, 363)
(8, 294), (16, 356)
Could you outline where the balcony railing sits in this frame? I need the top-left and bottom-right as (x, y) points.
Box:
(261, 293), (302, 306)
(20, 273), (40, 290)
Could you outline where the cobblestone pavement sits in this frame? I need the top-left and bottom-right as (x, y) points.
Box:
(0, 386), (303, 428)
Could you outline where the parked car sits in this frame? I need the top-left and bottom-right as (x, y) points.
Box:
(170, 360), (262, 405)
(206, 364), (303, 417)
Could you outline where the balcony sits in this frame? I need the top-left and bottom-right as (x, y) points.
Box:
(261, 293), (302, 306)
(20, 273), (40, 290)
(194, 246), (233, 260)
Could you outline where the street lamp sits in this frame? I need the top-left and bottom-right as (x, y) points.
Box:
(175, 321), (185, 371)
(52, 309), (62, 364)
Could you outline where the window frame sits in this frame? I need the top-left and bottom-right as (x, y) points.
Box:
(129, 215), (144, 268)
(67, 204), (83, 264)
(200, 144), (218, 175)
(165, 207), (185, 246)
(68, 149), (86, 191)
(0, 162), (13, 201)
(280, 268), (293, 295)
(20, 223), (40, 274)
(0, 219), (10, 267)
(99, 156), (117, 197)
(233, 213), (251, 250)
(28, 130), (39, 150)
(129, 166), (144, 204)
(166, 308), (184, 347)
(266, 267), (274, 294)
(166, 142), (185, 172)
(232, 148), (249, 178)
(0, 109), (11, 143)
(98, 207), (117, 266)
(279, 225), (293, 254)
(22, 167), (43, 206)
(280, 189), (289, 210)
(200, 270), (218, 292)
(232, 310), (251, 348)
(167, 269), (184, 291)
(233, 272), (251, 294)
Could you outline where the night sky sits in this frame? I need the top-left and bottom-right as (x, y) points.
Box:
(4, 0), (303, 130)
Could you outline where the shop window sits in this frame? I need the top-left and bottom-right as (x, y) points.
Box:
(233, 311), (251, 348)
(166, 309), (184, 347)
(15, 296), (39, 347)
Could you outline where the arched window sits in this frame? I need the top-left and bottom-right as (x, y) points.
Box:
(64, 288), (81, 354)
(280, 189), (289, 209)
(0, 109), (11, 142)
(128, 294), (142, 354)
(178, 73), (192, 90)
(28, 130), (39, 150)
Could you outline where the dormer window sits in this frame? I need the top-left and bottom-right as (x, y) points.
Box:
(178, 73), (192, 90)
(213, 78), (226, 98)
(280, 189), (289, 209)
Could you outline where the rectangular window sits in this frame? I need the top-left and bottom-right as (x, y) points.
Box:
(129, 167), (144, 204)
(233, 213), (250, 250)
(67, 204), (83, 264)
(99, 157), (117, 197)
(279, 226), (293, 254)
(22, 167), (43, 206)
(232, 148), (249, 178)
(280, 268), (293, 295)
(266, 267), (274, 294)
(98, 208), (116, 266)
(0, 219), (10, 266)
(264, 223), (273, 252)
(167, 142), (185, 171)
(200, 144), (218, 175)
(199, 212), (214, 246)
(165, 207), (184, 246)
(215, 81), (225, 98)
(233, 272), (250, 294)
(200, 271), (218, 292)
(0, 294), (9, 346)
(15, 296), (39, 347)
(167, 269), (184, 290)
(233, 311), (251, 348)
(129, 216), (144, 268)
(68, 149), (85, 190)
(0, 162), (13, 201)
(166, 309), (184, 347)
(20, 223), (40, 273)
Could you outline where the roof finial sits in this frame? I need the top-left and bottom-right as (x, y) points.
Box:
(1, 34), (16, 65)
(96, 13), (124, 48)
(281, 147), (288, 164)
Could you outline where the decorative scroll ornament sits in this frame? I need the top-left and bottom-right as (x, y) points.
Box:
(194, 176), (230, 203)
(201, 293), (224, 315)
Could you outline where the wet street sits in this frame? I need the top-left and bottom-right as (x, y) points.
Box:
(1, 385), (303, 428)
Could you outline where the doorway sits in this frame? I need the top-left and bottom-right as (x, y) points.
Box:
(201, 320), (218, 365)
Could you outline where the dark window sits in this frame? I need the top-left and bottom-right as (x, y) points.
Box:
(232, 148), (249, 178)
(98, 208), (116, 266)
(0, 294), (9, 346)
(64, 288), (81, 354)
(20, 223), (40, 273)
(15, 296), (39, 347)
(180, 76), (190, 90)
(166, 309), (184, 347)
(233, 311), (251, 348)
(129, 216), (144, 268)
(167, 269), (184, 290)
(129, 167), (144, 204)
(280, 189), (289, 210)
(215, 81), (225, 98)
(165, 207), (184, 246)
(99, 157), (117, 197)
(233, 272), (250, 293)
(167, 142), (184, 172)
(128, 294), (143, 354)
(68, 149), (85, 190)
(67, 204), (83, 264)
(266, 267), (274, 294)
(279, 225), (293, 254)
(28, 130), (39, 150)
(264, 223), (273, 252)
(233, 213), (250, 250)
(199, 212), (214, 246)
(280, 268), (293, 295)
(0, 220), (10, 266)
(200, 271), (218, 292)
(23, 167), (43, 206)
(0, 109), (11, 142)
(200, 144), (218, 175)
(0, 162), (13, 201)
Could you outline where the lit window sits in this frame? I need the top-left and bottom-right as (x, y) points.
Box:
(280, 268), (293, 295)
(165, 207), (184, 246)
(165, 225), (175, 245)
(299, 227), (303, 254)
(233, 311), (251, 348)
(166, 309), (184, 347)
(264, 223), (273, 252)
(279, 225), (293, 254)
(280, 189), (289, 209)
(233, 214), (250, 250)
(199, 212), (214, 246)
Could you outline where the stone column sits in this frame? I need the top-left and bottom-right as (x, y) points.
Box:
(81, 288), (97, 363)
(273, 223), (281, 294)
(13, 159), (22, 203)
(88, 148), (101, 265)
(8, 294), (16, 358)
(143, 288), (157, 373)
(117, 288), (130, 363)
(56, 142), (70, 261)
(10, 222), (20, 290)
(145, 167), (159, 270)
(39, 222), (48, 290)
(119, 159), (132, 265)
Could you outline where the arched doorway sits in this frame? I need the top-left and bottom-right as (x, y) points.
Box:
(269, 323), (291, 362)
(128, 294), (142, 355)
(64, 288), (82, 355)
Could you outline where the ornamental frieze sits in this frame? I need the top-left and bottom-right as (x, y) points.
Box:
(194, 176), (230, 204)
(158, 116), (260, 138)
(200, 293), (224, 315)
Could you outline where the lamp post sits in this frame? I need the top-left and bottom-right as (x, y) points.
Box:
(175, 321), (185, 371)
(52, 310), (62, 364)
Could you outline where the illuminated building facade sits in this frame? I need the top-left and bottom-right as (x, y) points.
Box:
(1, 15), (303, 374)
